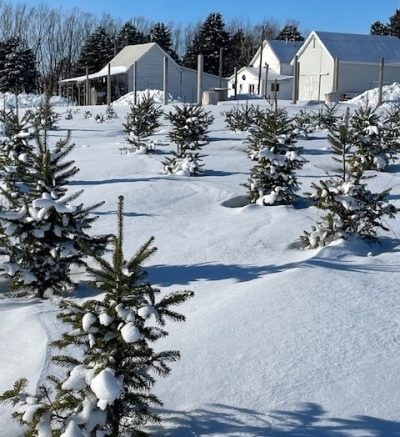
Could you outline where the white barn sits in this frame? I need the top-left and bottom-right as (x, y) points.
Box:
(61, 43), (226, 104)
(228, 40), (302, 99)
(293, 31), (400, 101)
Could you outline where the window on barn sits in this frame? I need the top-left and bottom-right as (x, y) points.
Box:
(271, 83), (280, 92)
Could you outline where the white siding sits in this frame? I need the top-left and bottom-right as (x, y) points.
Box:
(297, 36), (335, 100)
(252, 44), (280, 73)
(338, 62), (400, 94)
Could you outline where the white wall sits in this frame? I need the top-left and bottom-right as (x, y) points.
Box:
(125, 45), (225, 103)
(297, 35), (335, 100)
(338, 62), (400, 95)
(252, 43), (280, 73)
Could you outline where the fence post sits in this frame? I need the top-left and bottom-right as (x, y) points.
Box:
(197, 54), (203, 105)
(378, 57), (384, 106)
(163, 56), (169, 105)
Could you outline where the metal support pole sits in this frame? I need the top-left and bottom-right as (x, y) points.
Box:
(378, 57), (384, 106)
(107, 62), (111, 106)
(132, 61), (137, 105)
(163, 56), (169, 105)
(296, 61), (300, 101)
(197, 54), (203, 105)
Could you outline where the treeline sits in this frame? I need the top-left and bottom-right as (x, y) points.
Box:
(370, 9), (400, 36)
(0, 0), (304, 95)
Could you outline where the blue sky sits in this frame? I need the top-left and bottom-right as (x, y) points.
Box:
(21, 0), (400, 34)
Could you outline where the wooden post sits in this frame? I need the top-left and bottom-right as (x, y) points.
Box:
(378, 57), (384, 106)
(219, 47), (223, 88)
(257, 29), (264, 95)
(107, 62), (111, 106)
(78, 83), (81, 106)
(292, 55), (298, 104)
(263, 63), (269, 99)
(234, 67), (238, 100)
(333, 57), (340, 93)
(274, 78), (278, 107)
(296, 60), (300, 101)
(197, 54), (203, 105)
(85, 66), (89, 106)
(132, 61), (137, 105)
(163, 56), (169, 105)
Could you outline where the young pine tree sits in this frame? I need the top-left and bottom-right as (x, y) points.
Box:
(0, 196), (193, 436)
(0, 126), (108, 298)
(31, 97), (61, 131)
(301, 112), (398, 248)
(163, 104), (214, 176)
(244, 107), (305, 205)
(123, 95), (163, 153)
(349, 104), (397, 173)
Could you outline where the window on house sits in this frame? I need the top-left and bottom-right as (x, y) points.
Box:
(271, 83), (280, 92)
(249, 84), (255, 94)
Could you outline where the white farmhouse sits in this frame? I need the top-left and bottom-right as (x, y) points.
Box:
(293, 31), (400, 101)
(60, 42), (226, 104)
(228, 40), (302, 99)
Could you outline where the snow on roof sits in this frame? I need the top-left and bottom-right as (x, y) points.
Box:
(314, 31), (400, 64)
(268, 40), (303, 63)
(59, 43), (156, 83)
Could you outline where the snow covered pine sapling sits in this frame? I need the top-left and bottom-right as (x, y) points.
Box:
(223, 104), (264, 132)
(0, 123), (108, 298)
(31, 96), (61, 131)
(122, 94), (163, 153)
(349, 104), (397, 173)
(0, 195), (194, 436)
(244, 107), (306, 205)
(163, 104), (214, 176)
(301, 111), (398, 248)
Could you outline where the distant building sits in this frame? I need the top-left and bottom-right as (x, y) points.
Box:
(293, 31), (400, 101)
(60, 43), (226, 104)
(228, 40), (302, 100)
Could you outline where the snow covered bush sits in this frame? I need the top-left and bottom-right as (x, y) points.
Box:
(123, 95), (163, 153)
(301, 114), (398, 248)
(246, 107), (298, 160)
(105, 105), (118, 120)
(163, 104), (214, 176)
(244, 108), (305, 205)
(223, 104), (265, 132)
(311, 103), (339, 131)
(166, 104), (214, 154)
(0, 125), (108, 298)
(83, 110), (92, 119)
(349, 105), (397, 173)
(64, 109), (73, 120)
(0, 195), (193, 436)
(293, 109), (315, 140)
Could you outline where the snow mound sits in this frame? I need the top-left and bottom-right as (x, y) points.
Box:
(348, 82), (400, 108)
(0, 93), (69, 110)
(112, 89), (176, 106)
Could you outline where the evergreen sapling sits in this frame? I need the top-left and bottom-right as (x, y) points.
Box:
(0, 195), (194, 436)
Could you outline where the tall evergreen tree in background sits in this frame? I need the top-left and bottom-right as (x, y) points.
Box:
(115, 21), (147, 52)
(276, 23), (304, 41)
(389, 9), (400, 37)
(150, 22), (180, 62)
(75, 26), (114, 75)
(183, 13), (230, 75)
(370, 21), (390, 35)
(0, 37), (37, 94)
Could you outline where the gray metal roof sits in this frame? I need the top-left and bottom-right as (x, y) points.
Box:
(108, 43), (155, 68)
(268, 40), (303, 63)
(315, 31), (400, 64)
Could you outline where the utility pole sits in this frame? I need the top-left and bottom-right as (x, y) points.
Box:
(264, 63), (269, 99)
(219, 47), (223, 88)
(132, 61), (137, 105)
(292, 55), (298, 104)
(378, 57), (384, 106)
(257, 27), (265, 95)
(163, 56), (169, 105)
(107, 62), (111, 106)
(197, 54), (204, 105)
(234, 67), (238, 100)
(85, 66), (89, 105)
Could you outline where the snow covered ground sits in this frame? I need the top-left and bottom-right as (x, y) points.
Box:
(0, 99), (400, 436)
